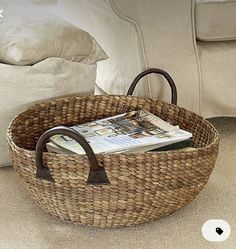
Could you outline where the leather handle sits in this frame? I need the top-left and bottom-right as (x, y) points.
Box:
(35, 126), (110, 186)
(127, 68), (177, 105)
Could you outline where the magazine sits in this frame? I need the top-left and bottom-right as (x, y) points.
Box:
(47, 110), (192, 154)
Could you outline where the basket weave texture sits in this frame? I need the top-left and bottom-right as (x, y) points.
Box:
(7, 95), (219, 227)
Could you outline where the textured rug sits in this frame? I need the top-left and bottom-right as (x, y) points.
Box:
(0, 117), (235, 249)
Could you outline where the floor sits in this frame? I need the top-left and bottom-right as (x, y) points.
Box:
(0, 118), (235, 249)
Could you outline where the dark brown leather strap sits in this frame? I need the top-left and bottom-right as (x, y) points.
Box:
(127, 68), (177, 105)
(35, 126), (110, 185)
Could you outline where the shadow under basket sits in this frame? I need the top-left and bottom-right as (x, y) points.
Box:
(6, 68), (219, 228)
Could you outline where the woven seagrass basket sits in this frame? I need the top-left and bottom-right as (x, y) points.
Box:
(7, 68), (219, 228)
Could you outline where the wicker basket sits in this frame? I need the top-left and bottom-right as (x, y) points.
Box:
(7, 68), (219, 228)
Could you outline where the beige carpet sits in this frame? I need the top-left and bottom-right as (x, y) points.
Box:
(0, 118), (235, 249)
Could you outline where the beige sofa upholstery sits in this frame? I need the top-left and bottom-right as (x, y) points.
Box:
(196, 0), (236, 41)
(22, 0), (236, 118)
(111, 0), (236, 117)
(195, 0), (236, 117)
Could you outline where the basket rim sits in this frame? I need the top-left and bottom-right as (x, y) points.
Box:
(6, 94), (220, 157)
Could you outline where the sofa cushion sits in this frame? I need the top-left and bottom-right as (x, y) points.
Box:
(195, 0), (236, 41)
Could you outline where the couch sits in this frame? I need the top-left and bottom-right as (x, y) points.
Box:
(38, 0), (236, 118)
(111, 0), (236, 118)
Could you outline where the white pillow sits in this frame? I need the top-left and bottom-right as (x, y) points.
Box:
(0, 57), (97, 166)
(0, 2), (108, 65)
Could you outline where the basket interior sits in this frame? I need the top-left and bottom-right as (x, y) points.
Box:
(9, 95), (218, 151)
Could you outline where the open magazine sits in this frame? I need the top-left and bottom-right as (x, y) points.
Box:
(47, 110), (192, 154)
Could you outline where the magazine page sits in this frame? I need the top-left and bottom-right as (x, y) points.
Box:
(49, 110), (192, 154)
